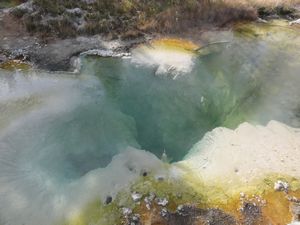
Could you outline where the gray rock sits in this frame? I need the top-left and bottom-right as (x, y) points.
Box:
(66, 8), (82, 16)
(0, 53), (7, 63)
(156, 197), (169, 207)
(131, 192), (142, 202)
(274, 180), (289, 192)
(241, 202), (262, 225)
(176, 205), (184, 213)
(127, 214), (140, 225)
(122, 207), (133, 217)
(105, 196), (112, 205)
(144, 192), (156, 210)
(289, 19), (300, 26)
(166, 206), (238, 225)
(160, 208), (168, 217)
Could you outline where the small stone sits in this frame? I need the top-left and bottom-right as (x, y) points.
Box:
(177, 205), (184, 212)
(156, 198), (169, 207)
(160, 208), (168, 217)
(257, 18), (268, 23)
(105, 196), (112, 205)
(176, 193), (182, 199)
(274, 180), (289, 192)
(0, 54), (7, 63)
(157, 176), (165, 181)
(148, 192), (156, 201)
(131, 192), (142, 202)
(146, 203), (151, 210)
(66, 8), (82, 16)
(144, 192), (156, 210)
(289, 19), (300, 26)
(288, 196), (300, 203)
(132, 214), (140, 222)
(122, 207), (132, 217)
(201, 96), (205, 103)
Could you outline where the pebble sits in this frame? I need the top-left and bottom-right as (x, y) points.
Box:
(289, 19), (300, 26)
(128, 214), (140, 225)
(177, 205), (184, 212)
(160, 208), (168, 217)
(144, 192), (156, 210)
(131, 192), (142, 202)
(156, 197), (169, 207)
(257, 18), (268, 23)
(122, 207), (133, 217)
(142, 171), (148, 177)
(274, 180), (289, 192)
(105, 196), (113, 205)
(132, 214), (140, 222)
(145, 203), (150, 210)
(156, 176), (165, 181)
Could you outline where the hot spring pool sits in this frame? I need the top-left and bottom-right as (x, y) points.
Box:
(0, 21), (300, 225)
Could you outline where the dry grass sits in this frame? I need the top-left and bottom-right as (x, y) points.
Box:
(215, 0), (300, 7)
(11, 0), (300, 38)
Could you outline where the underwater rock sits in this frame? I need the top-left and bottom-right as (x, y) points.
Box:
(105, 196), (113, 205)
(142, 171), (148, 177)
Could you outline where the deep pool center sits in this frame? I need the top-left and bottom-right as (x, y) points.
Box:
(0, 20), (300, 225)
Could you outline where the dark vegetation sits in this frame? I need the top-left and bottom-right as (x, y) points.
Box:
(0, 0), (24, 9)
(8, 0), (300, 39)
(9, 0), (257, 39)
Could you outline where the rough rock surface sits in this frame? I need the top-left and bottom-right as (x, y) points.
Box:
(147, 205), (238, 225)
(0, 8), (146, 71)
(179, 121), (300, 185)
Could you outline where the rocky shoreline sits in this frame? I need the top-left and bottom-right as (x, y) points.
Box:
(1, 1), (300, 72)
(0, 8), (148, 71)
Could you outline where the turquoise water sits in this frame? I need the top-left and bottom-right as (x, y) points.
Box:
(0, 21), (300, 225)
(80, 56), (255, 162)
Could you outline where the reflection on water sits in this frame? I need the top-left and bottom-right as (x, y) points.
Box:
(0, 21), (299, 225)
